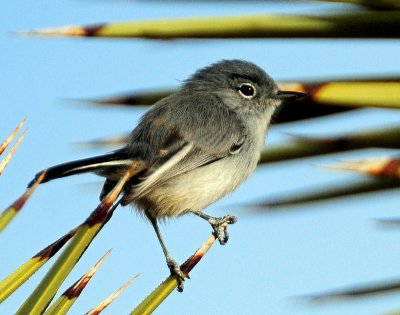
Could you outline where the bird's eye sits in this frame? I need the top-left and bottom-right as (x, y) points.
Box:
(238, 83), (256, 99)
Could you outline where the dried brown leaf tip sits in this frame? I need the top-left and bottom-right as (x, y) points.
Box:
(86, 274), (139, 315)
(278, 83), (307, 95)
(9, 170), (46, 213)
(19, 24), (106, 37)
(328, 157), (400, 178)
(64, 250), (111, 300)
(34, 227), (77, 261)
(0, 129), (27, 176)
(102, 162), (144, 206)
(180, 224), (228, 277)
(85, 162), (146, 227)
(0, 118), (26, 156)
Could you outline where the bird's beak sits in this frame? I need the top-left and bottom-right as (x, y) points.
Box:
(273, 90), (306, 100)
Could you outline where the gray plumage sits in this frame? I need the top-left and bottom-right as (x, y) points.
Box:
(125, 60), (280, 218)
(29, 60), (304, 290)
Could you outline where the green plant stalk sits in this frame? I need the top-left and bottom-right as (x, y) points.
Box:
(15, 221), (106, 315)
(15, 163), (141, 314)
(44, 250), (111, 315)
(23, 12), (400, 39)
(44, 295), (72, 315)
(131, 233), (217, 315)
(0, 257), (52, 304)
(130, 276), (179, 315)
(260, 126), (400, 164)
(309, 82), (400, 109)
(0, 118), (26, 156)
(0, 129), (27, 176)
(310, 277), (400, 302)
(90, 89), (173, 107)
(88, 81), (400, 110)
(86, 275), (139, 315)
(0, 170), (43, 233)
(258, 178), (400, 208)
(0, 229), (74, 303)
(0, 173), (52, 303)
(0, 208), (15, 232)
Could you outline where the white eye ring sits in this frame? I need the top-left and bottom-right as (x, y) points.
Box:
(237, 83), (256, 99)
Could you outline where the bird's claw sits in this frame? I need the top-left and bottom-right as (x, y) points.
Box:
(166, 257), (185, 292)
(210, 215), (238, 245)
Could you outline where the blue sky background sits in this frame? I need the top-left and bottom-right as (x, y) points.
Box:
(1, 1), (400, 314)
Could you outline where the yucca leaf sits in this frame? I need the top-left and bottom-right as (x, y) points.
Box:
(309, 277), (400, 303)
(16, 162), (144, 315)
(251, 177), (399, 209)
(376, 218), (400, 228)
(79, 86), (353, 125)
(76, 77), (400, 127)
(75, 125), (400, 162)
(86, 274), (139, 315)
(0, 118), (26, 156)
(260, 126), (400, 164)
(19, 12), (400, 39)
(75, 124), (400, 163)
(304, 81), (400, 109)
(314, 0), (400, 10)
(326, 157), (400, 178)
(84, 89), (173, 107)
(0, 129), (27, 176)
(0, 170), (45, 233)
(16, 201), (115, 314)
(0, 227), (77, 303)
(44, 250), (111, 315)
(131, 231), (224, 315)
(73, 135), (128, 149)
(385, 310), (400, 315)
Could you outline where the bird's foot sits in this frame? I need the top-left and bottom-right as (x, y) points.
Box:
(209, 215), (238, 245)
(166, 257), (185, 292)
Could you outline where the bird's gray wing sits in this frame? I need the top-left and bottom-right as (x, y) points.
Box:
(127, 92), (246, 200)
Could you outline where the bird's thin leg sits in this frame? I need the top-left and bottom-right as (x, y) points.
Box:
(191, 210), (238, 245)
(149, 217), (185, 292)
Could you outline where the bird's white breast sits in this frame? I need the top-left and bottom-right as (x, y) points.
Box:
(137, 114), (269, 219)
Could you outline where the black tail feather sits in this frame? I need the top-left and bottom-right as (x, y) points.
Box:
(28, 150), (130, 188)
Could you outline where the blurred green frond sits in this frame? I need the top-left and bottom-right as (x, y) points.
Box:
(260, 126), (400, 164)
(0, 118), (26, 156)
(20, 12), (400, 39)
(0, 165), (42, 233)
(315, 0), (400, 10)
(249, 177), (399, 209)
(309, 277), (400, 302)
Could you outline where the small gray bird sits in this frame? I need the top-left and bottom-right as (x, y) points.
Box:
(29, 60), (304, 291)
